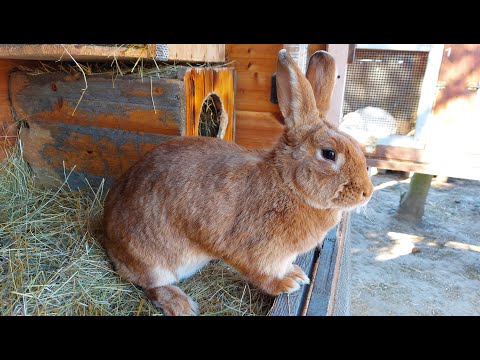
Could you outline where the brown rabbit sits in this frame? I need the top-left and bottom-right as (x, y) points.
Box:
(102, 49), (374, 316)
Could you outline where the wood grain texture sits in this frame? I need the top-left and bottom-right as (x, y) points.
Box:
(10, 72), (185, 136)
(20, 121), (175, 189)
(184, 67), (235, 141)
(269, 249), (317, 316)
(167, 44), (225, 63)
(225, 45), (284, 150)
(9, 70), (185, 188)
(235, 111), (284, 149)
(0, 44), (156, 61)
(226, 44), (328, 150)
(226, 44), (285, 60)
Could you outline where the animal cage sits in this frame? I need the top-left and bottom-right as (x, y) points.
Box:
(343, 48), (429, 136)
(0, 44), (355, 316)
(340, 44), (444, 149)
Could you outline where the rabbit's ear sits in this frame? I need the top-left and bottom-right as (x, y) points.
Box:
(276, 49), (320, 129)
(306, 50), (336, 121)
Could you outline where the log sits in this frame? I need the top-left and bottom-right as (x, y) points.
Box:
(397, 173), (433, 223)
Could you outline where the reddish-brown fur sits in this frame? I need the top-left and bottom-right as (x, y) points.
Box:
(102, 50), (374, 316)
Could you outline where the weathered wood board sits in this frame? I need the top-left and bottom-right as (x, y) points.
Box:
(10, 73), (184, 183)
(10, 72), (185, 135)
(9, 66), (236, 189)
(0, 44), (226, 63)
(20, 121), (175, 189)
(0, 44), (157, 61)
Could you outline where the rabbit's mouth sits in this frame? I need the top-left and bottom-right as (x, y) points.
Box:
(331, 181), (371, 209)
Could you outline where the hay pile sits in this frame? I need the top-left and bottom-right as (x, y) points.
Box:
(0, 140), (273, 316)
(198, 96), (221, 137)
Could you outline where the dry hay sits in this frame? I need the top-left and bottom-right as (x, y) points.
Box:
(0, 139), (273, 316)
(198, 95), (221, 137)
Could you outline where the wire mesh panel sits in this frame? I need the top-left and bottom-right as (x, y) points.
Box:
(342, 49), (429, 137)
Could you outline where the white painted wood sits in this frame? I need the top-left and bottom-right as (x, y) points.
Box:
(413, 44), (445, 146)
(283, 44), (309, 74)
(326, 44), (349, 127)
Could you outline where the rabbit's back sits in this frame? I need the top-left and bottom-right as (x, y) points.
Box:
(103, 137), (270, 253)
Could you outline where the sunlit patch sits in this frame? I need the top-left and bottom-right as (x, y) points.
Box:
(374, 178), (411, 191)
(444, 241), (480, 253)
(375, 231), (425, 261)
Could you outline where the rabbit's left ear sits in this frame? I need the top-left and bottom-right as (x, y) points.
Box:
(276, 49), (320, 130)
(306, 51), (337, 123)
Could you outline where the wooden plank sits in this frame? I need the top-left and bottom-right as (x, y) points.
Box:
(230, 57), (280, 113)
(365, 145), (430, 163)
(0, 44), (156, 61)
(9, 72), (184, 136)
(20, 120), (175, 189)
(167, 44), (225, 63)
(269, 249), (317, 316)
(367, 157), (480, 180)
(305, 227), (338, 316)
(235, 111), (284, 149)
(225, 44), (284, 60)
(236, 90), (280, 113)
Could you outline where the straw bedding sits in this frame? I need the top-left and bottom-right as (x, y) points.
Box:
(0, 139), (273, 316)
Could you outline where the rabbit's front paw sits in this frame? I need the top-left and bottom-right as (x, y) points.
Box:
(274, 266), (310, 294)
(286, 264), (310, 286)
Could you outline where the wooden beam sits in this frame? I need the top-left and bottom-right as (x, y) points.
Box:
(365, 145), (430, 163)
(366, 157), (480, 180)
(305, 226), (339, 316)
(0, 44), (156, 61)
(10, 72), (185, 136)
(167, 44), (225, 63)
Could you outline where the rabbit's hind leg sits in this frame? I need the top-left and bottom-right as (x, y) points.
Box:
(143, 254), (212, 316)
(145, 285), (198, 316)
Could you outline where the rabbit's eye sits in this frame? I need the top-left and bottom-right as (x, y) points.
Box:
(322, 149), (336, 161)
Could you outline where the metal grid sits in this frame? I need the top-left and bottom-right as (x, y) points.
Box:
(155, 44), (169, 61)
(342, 49), (429, 136)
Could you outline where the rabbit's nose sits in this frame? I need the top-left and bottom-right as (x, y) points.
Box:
(362, 184), (374, 199)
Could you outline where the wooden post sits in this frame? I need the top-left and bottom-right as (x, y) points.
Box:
(397, 173), (433, 223)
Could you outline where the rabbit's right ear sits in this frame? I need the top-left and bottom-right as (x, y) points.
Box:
(305, 50), (336, 121)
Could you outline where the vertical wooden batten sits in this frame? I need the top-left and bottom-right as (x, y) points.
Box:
(325, 44), (349, 127)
